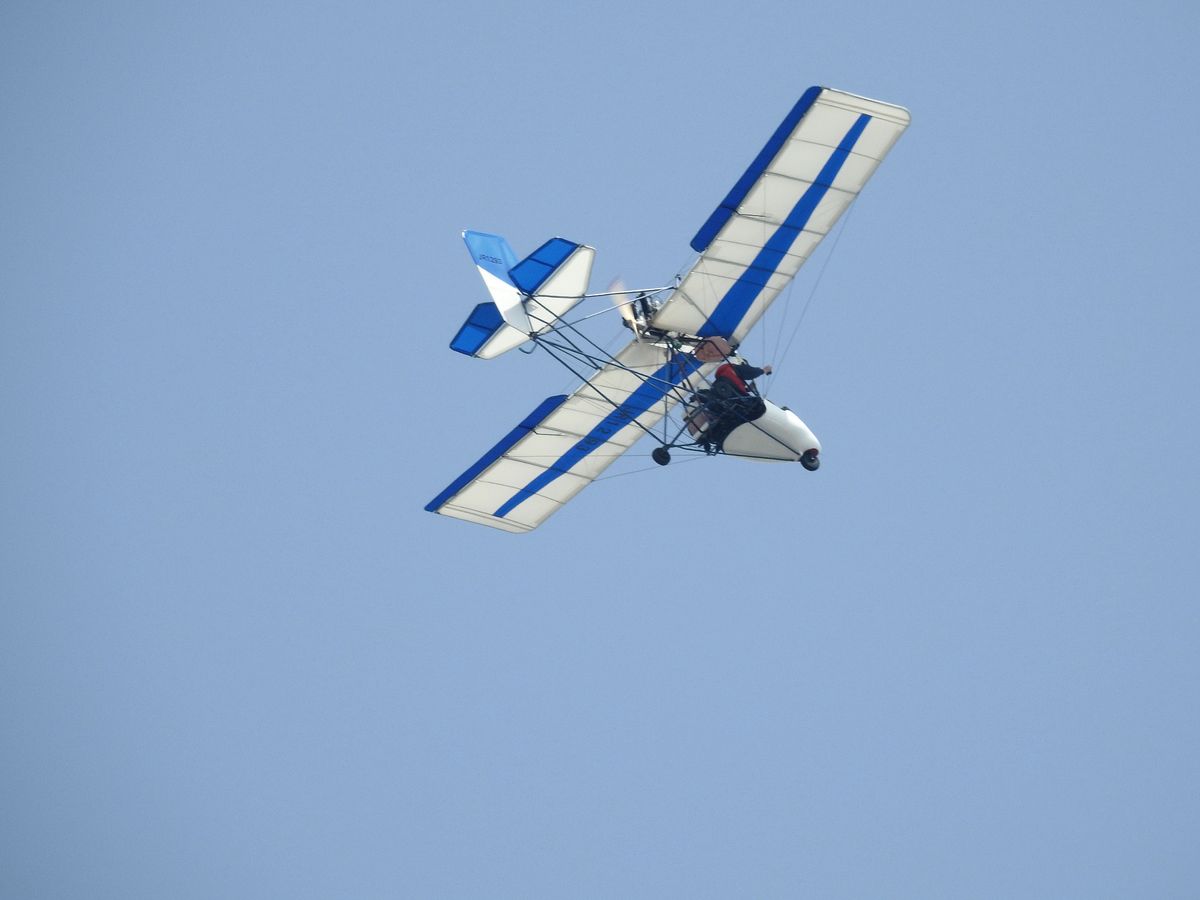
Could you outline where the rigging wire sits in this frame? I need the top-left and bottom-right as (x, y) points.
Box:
(593, 452), (707, 482)
(533, 340), (665, 445)
(771, 203), (857, 386)
(761, 275), (797, 400)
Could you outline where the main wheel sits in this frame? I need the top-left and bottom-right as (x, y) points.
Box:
(652, 446), (671, 466)
(800, 449), (820, 471)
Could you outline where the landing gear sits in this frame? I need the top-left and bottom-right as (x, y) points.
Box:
(800, 449), (820, 471)
(652, 446), (671, 466)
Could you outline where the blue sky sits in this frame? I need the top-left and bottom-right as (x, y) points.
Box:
(3, 1), (1198, 897)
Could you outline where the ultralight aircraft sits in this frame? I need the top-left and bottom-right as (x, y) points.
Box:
(426, 86), (910, 533)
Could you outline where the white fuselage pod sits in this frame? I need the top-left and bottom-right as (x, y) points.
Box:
(721, 401), (820, 462)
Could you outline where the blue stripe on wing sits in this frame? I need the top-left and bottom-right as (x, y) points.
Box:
(697, 112), (872, 339)
(494, 354), (703, 518)
(425, 394), (569, 512)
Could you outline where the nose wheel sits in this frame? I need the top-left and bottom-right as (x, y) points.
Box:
(800, 449), (820, 471)
(652, 446), (671, 466)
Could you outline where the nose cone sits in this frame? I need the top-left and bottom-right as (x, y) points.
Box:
(781, 407), (820, 455)
(720, 401), (820, 461)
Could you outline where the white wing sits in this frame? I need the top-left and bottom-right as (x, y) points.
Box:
(426, 340), (707, 533)
(650, 87), (910, 343)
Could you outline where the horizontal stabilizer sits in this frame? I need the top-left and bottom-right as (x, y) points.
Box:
(516, 238), (594, 334)
(450, 301), (521, 357)
(510, 237), (580, 293)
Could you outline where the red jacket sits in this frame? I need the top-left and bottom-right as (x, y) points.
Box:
(715, 362), (764, 395)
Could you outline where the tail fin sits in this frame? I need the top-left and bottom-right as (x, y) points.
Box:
(463, 231), (526, 327)
(452, 231), (532, 358)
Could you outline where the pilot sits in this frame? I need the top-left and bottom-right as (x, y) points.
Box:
(714, 360), (772, 395)
(699, 359), (772, 450)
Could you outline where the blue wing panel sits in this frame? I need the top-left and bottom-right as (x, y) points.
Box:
(509, 237), (580, 294)
(450, 301), (505, 356)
